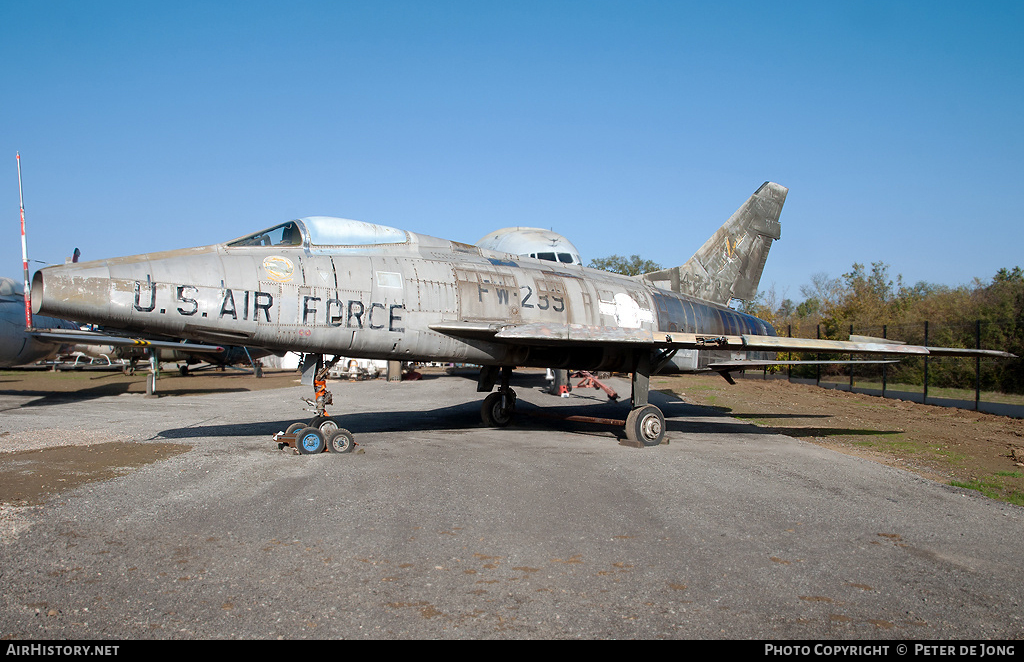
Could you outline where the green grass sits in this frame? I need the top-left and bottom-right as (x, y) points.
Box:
(950, 474), (1024, 506)
(680, 383), (721, 392)
(816, 378), (1024, 406)
(932, 448), (968, 465)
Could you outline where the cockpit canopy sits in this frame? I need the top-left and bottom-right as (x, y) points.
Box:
(0, 277), (24, 297)
(228, 221), (303, 247)
(227, 217), (409, 249)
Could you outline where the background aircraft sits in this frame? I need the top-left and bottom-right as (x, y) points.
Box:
(30, 183), (1013, 447)
(1, 276), (78, 367)
(111, 342), (278, 377)
(476, 227), (583, 266)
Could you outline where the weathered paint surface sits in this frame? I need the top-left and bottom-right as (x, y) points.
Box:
(32, 216), (778, 373)
(31, 185), (1012, 375)
(640, 181), (786, 305)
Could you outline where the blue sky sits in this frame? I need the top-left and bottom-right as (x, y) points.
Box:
(3, 1), (1021, 303)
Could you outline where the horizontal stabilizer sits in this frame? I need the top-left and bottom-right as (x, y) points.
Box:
(707, 359), (900, 370)
(741, 335), (1015, 359)
(849, 335), (906, 345)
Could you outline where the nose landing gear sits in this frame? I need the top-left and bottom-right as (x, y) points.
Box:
(274, 354), (356, 455)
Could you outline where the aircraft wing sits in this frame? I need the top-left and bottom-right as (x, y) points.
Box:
(28, 329), (225, 353)
(430, 322), (1016, 359)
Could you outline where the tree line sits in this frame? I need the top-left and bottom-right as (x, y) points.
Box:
(738, 263), (1024, 394)
(588, 255), (1023, 394)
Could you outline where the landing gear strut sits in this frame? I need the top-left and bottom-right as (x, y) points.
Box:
(303, 354), (340, 419)
(625, 352), (666, 446)
(274, 354), (357, 455)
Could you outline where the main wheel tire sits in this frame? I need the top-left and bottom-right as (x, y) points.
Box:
(309, 416), (339, 436)
(327, 428), (355, 453)
(295, 427), (326, 454)
(481, 391), (515, 427)
(625, 405), (665, 446)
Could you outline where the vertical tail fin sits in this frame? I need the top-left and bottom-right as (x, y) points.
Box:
(639, 181), (787, 305)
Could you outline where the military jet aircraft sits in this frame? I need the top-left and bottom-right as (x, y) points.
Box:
(30, 182), (1013, 447)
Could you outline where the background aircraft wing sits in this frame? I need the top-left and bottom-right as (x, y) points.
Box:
(736, 335), (1015, 359)
(704, 359), (899, 369)
(29, 329), (225, 353)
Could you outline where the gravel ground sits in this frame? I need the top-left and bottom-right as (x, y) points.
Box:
(1, 369), (1022, 640)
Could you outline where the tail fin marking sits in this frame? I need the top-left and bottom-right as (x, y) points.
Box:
(639, 181), (787, 305)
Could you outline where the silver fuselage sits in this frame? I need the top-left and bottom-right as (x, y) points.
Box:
(32, 221), (776, 373)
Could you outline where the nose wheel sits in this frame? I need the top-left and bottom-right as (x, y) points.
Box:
(275, 423), (357, 454)
(274, 354), (356, 455)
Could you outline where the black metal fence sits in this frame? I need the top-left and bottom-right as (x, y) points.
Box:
(743, 319), (1024, 418)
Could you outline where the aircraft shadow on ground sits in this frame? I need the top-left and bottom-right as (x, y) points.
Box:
(0, 383), (134, 406)
(653, 391), (904, 438)
(156, 400), (488, 440)
(154, 384), (899, 443)
(154, 375), (631, 441)
(2, 384), (251, 407)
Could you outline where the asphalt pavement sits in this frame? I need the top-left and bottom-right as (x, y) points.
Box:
(1, 371), (1021, 639)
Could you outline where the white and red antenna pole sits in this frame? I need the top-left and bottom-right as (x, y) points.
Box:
(16, 152), (33, 329)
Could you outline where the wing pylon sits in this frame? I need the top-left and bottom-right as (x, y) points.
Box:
(28, 329), (225, 353)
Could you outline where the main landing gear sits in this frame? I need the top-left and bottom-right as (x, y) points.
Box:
(480, 366), (517, 427)
(273, 354), (356, 455)
(477, 355), (666, 447)
(623, 351), (665, 447)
